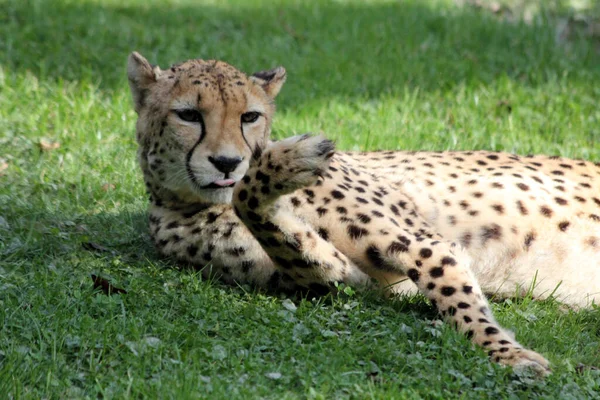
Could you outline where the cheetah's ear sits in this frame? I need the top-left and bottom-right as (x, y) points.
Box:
(127, 51), (161, 113)
(250, 66), (287, 98)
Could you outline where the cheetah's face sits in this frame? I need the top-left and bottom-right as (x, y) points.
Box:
(127, 52), (286, 204)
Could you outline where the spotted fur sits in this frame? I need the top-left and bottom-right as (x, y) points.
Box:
(128, 52), (600, 375)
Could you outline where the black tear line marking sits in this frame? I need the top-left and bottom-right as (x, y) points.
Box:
(185, 115), (207, 186)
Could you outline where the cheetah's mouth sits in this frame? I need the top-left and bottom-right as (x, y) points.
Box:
(201, 179), (236, 189)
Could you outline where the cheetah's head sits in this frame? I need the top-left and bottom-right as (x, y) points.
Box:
(127, 52), (286, 205)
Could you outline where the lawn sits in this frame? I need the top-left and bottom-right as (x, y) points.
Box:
(1, 0), (600, 398)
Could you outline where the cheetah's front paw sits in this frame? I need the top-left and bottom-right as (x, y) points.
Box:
(261, 133), (335, 193)
(495, 348), (551, 377)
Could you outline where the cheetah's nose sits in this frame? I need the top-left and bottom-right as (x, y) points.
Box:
(208, 156), (243, 174)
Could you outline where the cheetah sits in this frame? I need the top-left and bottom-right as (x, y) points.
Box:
(127, 51), (600, 375)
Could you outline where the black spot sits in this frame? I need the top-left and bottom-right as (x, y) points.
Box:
(484, 327), (500, 335)
(441, 256), (457, 266)
(316, 207), (328, 216)
(331, 190), (345, 199)
(397, 236), (411, 246)
(441, 286), (456, 296)
(429, 267), (444, 278)
(187, 245), (198, 257)
(554, 197), (568, 206)
(317, 228), (329, 240)
(366, 245), (388, 270)
(241, 261), (254, 273)
(290, 197), (301, 207)
(481, 224), (502, 243)
(388, 241), (409, 254)
(336, 206), (347, 214)
(238, 189), (248, 201)
(558, 221), (570, 232)
(226, 247), (246, 257)
(347, 225), (369, 240)
(206, 212), (221, 224)
(457, 302), (470, 309)
(516, 200), (528, 215)
(419, 248), (433, 258)
(182, 208), (203, 219)
(255, 170), (270, 185)
(540, 205), (553, 218)
(524, 231), (536, 248)
(357, 213), (371, 224)
(407, 268), (420, 282)
(166, 221), (180, 229)
(462, 285), (473, 294)
(445, 306), (457, 316)
(248, 197), (259, 210)
(491, 204), (504, 214)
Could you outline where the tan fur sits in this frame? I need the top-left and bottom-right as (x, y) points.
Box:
(128, 53), (600, 375)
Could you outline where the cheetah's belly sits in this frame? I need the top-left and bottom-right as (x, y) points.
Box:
(397, 176), (600, 307)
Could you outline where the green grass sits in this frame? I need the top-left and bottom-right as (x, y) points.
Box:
(1, 0), (600, 398)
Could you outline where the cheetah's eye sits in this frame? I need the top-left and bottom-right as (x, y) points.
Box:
(241, 112), (260, 124)
(175, 109), (202, 123)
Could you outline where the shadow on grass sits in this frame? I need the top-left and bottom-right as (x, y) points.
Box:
(0, 207), (151, 263)
(1, 0), (599, 108)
